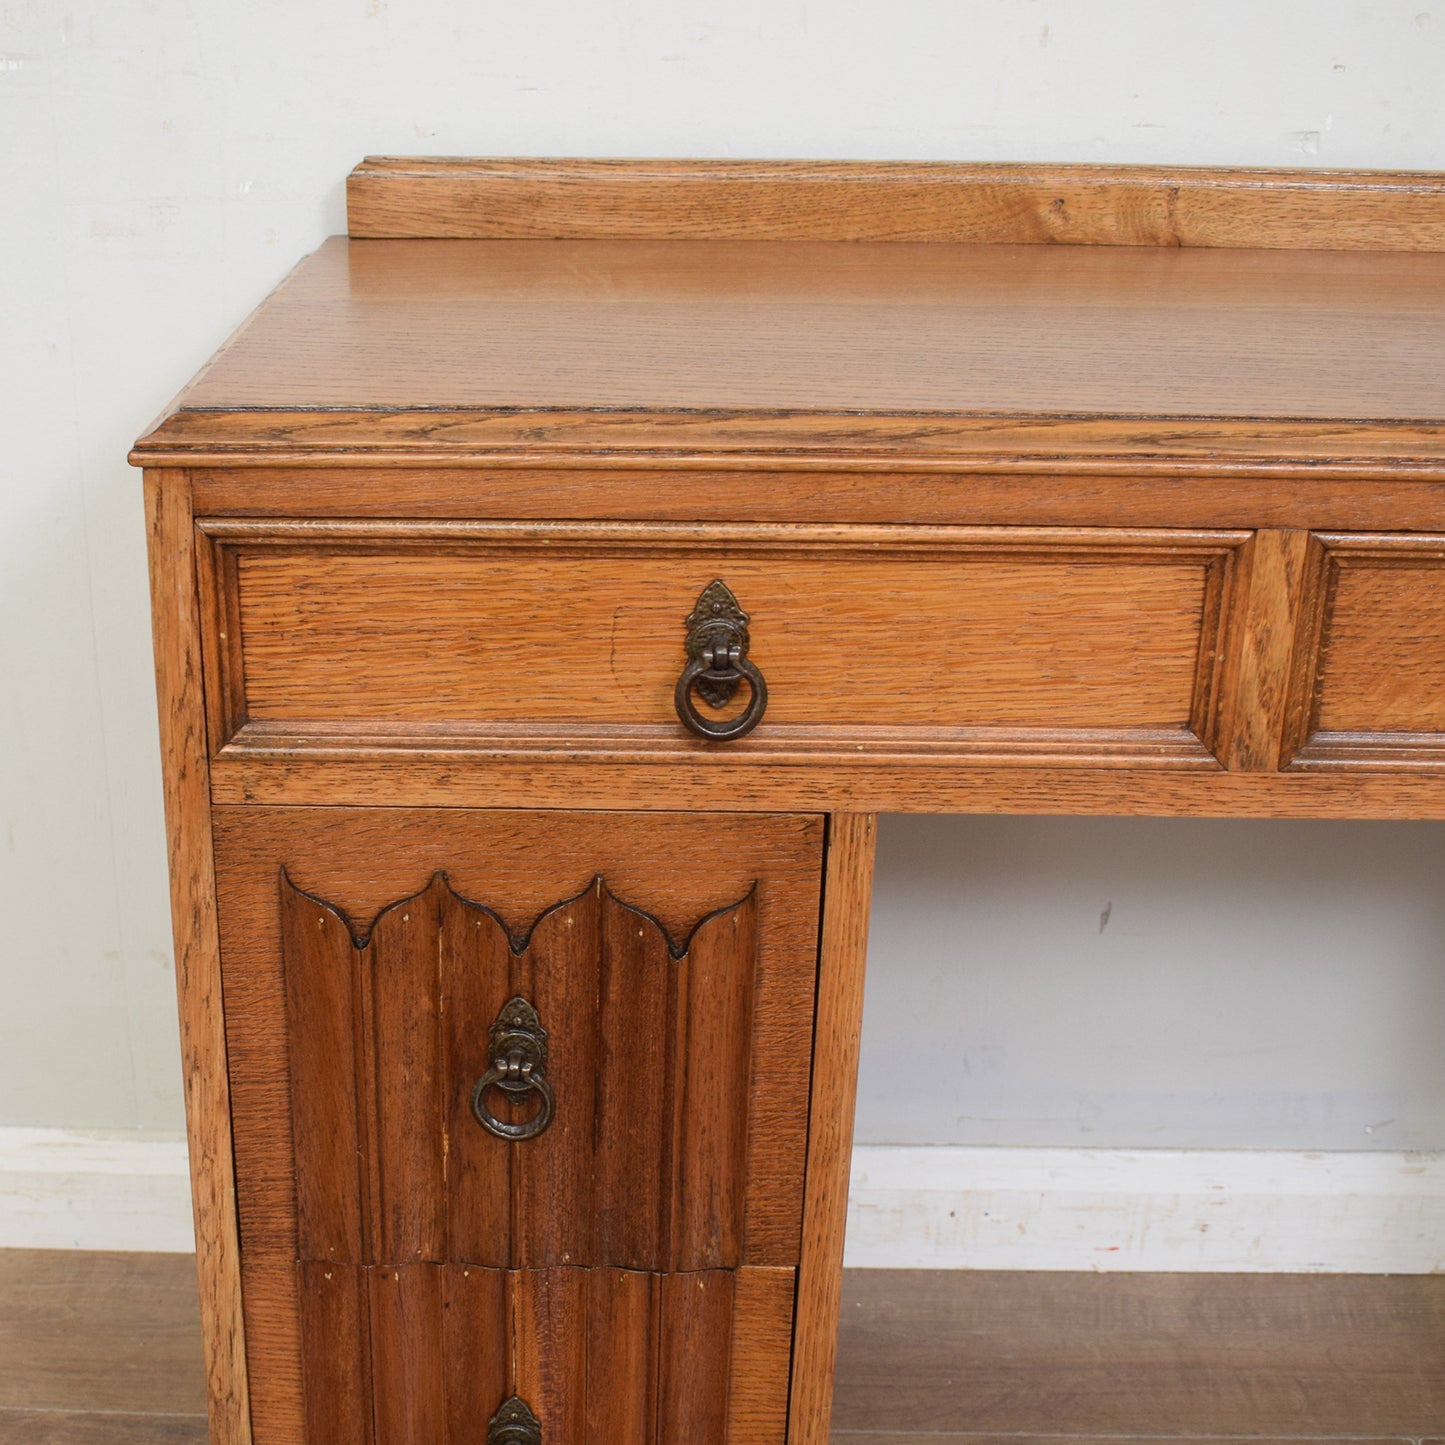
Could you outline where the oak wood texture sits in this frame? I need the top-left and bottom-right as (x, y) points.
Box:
(196, 518), (1247, 772)
(347, 157), (1445, 251)
(1286, 533), (1445, 767)
(144, 472), (252, 1445)
(1215, 530), (1314, 773)
(292, 1264), (792, 1445)
(832, 1270), (1445, 1437)
(210, 807), (822, 1443)
(188, 464), (1445, 530)
(283, 875), (763, 1271)
(136, 412), (1445, 475)
(209, 755), (1445, 818)
(129, 235), (1445, 472)
(790, 815), (877, 1445)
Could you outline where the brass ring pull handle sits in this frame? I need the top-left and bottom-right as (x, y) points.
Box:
(675, 580), (768, 742)
(471, 998), (555, 1142)
(675, 651), (768, 740)
(488, 1396), (542, 1445)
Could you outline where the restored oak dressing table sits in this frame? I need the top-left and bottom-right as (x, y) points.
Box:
(134, 159), (1445, 1445)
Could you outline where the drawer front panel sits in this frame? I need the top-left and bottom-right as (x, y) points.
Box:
(198, 520), (1248, 767)
(283, 871), (760, 1272)
(218, 808), (823, 1444)
(1287, 534), (1445, 767)
(295, 1263), (794, 1445)
(216, 808), (823, 1271)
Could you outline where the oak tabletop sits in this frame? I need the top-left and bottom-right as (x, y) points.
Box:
(156, 234), (1445, 425)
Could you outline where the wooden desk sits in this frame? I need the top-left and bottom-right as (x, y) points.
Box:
(133, 159), (1445, 1445)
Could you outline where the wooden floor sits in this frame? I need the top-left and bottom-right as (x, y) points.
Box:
(1, 1252), (1441, 1442)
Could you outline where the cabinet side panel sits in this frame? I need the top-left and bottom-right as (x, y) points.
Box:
(788, 814), (877, 1445)
(144, 470), (252, 1445)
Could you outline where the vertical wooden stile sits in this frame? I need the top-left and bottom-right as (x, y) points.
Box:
(787, 813), (877, 1445)
(144, 469), (253, 1445)
(1219, 529), (1315, 772)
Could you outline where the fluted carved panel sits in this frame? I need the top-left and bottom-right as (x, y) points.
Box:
(282, 874), (760, 1272)
(296, 1262), (793, 1445)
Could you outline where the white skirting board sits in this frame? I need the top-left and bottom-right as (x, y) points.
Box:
(845, 1145), (1445, 1272)
(0, 1127), (194, 1253)
(3, 1128), (1442, 1269)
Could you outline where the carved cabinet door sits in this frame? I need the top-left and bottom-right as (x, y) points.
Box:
(212, 808), (825, 1445)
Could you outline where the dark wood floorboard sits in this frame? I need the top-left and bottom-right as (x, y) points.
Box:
(3, 1251), (1442, 1441)
(830, 1438), (1412, 1444)
(0, 1250), (206, 1417)
(832, 1270), (1445, 1439)
(0, 1409), (208, 1444)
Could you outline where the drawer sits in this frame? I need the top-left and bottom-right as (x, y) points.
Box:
(211, 807), (823, 1445)
(296, 1264), (794, 1445)
(197, 519), (1249, 768)
(281, 870), (765, 1273)
(1285, 534), (1445, 767)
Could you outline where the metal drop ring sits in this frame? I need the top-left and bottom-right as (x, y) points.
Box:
(471, 1065), (555, 1142)
(674, 654), (768, 740)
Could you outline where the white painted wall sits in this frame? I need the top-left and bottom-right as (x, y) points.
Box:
(3, 1), (1443, 1250)
(857, 818), (1445, 1152)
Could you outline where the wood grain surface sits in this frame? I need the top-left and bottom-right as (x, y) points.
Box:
(1288, 533), (1445, 766)
(835, 1438), (1415, 1444)
(832, 1270), (1445, 1437)
(1215, 530), (1314, 773)
(134, 236), (1445, 427)
(143, 471), (252, 1445)
(294, 1263), (370, 1445)
(187, 464), (1445, 531)
(790, 816), (877, 1445)
(285, 1263), (793, 1445)
(0, 1252), (205, 1418)
(0, 1416), (208, 1444)
(199, 519), (1244, 769)
(283, 875), (765, 1272)
(208, 753), (1445, 817)
(135, 409), (1445, 473)
(211, 807), (822, 1441)
(346, 158), (1445, 250)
